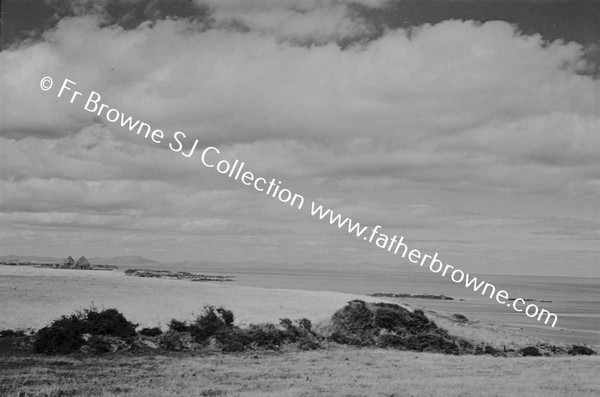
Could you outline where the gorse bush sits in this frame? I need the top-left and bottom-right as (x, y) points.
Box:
(33, 307), (137, 354)
(168, 319), (189, 332)
(82, 308), (137, 338)
(190, 306), (235, 343)
(330, 300), (376, 346)
(568, 345), (596, 356)
(34, 319), (84, 354)
(519, 346), (542, 357)
(159, 331), (195, 351)
(330, 301), (471, 355)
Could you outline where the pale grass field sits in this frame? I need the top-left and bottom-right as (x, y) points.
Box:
(0, 266), (387, 330)
(2, 348), (600, 397)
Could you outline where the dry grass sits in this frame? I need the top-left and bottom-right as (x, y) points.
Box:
(1, 348), (599, 396)
(0, 266), (387, 330)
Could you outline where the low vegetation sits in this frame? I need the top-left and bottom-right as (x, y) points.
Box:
(33, 307), (137, 354)
(0, 301), (595, 359)
(329, 300), (475, 355)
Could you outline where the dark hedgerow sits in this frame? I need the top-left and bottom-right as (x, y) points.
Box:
(33, 307), (138, 355)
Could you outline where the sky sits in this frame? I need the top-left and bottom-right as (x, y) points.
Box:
(1, 0), (600, 277)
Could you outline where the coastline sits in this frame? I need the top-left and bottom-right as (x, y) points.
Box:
(2, 265), (593, 351)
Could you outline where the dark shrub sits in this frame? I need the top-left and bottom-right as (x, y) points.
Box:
(33, 307), (137, 354)
(0, 329), (26, 338)
(404, 334), (460, 355)
(297, 318), (312, 332)
(451, 314), (469, 324)
(280, 318), (299, 342)
(168, 319), (189, 332)
(217, 328), (253, 352)
(279, 318), (320, 350)
(330, 300), (375, 346)
(568, 345), (596, 355)
(88, 335), (112, 354)
(377, 334), (406, 349)
(159, 331), (195, 351)
(190, 306), (234, 343)
(410, 309), (438, 332)
(216, 324), (287, 351)
(484, 345), (500, 355)
(280, 318), (315, 342)
(520, 346), (542, 357)
(297, 334), (321, 350)
(34, 321), (84, 354)
(139, 327), (163, 337)
(456, 339), (474, 353)
(216, 308), (234, 326)
(83, 308), (137, 338)
(373, 306), (405, 332)
(245, 324), (285, 349)
(330, 301), (455, 350)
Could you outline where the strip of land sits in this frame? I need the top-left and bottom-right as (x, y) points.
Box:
(1, 349), (599, 397)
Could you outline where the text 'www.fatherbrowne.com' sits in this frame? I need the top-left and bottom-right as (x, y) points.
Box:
(40, 75), (559, 329)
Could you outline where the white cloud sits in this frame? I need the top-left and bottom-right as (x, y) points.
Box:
(1, 10), (600, 273)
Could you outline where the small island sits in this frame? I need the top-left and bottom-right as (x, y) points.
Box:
(370, 292), (454, 300)
(124, 268), (234, 282)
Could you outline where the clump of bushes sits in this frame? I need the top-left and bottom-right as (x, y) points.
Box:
(568, 345), (596, 356)
(280, 318), (320, 350)
(162, 306), (321, 352)
(158, 330), (195, 351)
(30, 305), (323, 355)
(329, 300), (473, 355)
(33, 307), (137, 354)
(190, 306), (235, 343)
(330, 300), (375, 346)
(519, 346), (542, 357)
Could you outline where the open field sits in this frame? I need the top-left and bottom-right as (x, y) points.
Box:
(0, 266), (387, 331)
(2, 347), (600, 396)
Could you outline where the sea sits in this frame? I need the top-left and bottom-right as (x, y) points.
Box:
(189, 265), (600, 346)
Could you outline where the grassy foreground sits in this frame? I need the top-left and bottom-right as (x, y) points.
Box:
(2, 348), (600, 397)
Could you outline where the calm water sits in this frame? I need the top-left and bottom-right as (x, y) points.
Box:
(191, 266), (600, 346)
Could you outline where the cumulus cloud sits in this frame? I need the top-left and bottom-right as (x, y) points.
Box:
(1, 2), (600, 274)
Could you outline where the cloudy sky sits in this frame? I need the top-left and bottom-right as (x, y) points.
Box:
(1, 0), (600, 277)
